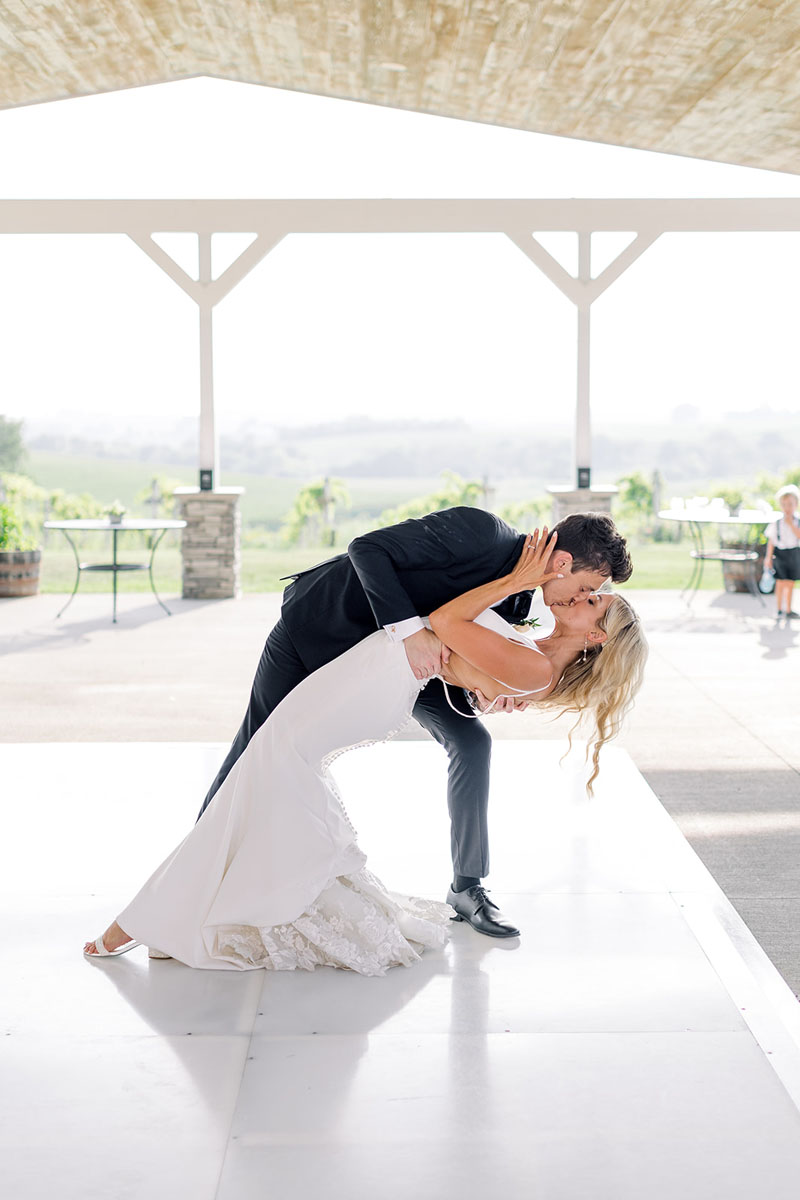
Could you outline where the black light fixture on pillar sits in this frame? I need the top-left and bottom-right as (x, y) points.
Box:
(577, 467), (591, 489)
(199, 469), (213, 491)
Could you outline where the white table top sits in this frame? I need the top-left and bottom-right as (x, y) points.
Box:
(658, 509), (780, 525)
(44, 519), (186, 531)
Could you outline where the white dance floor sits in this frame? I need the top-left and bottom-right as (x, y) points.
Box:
(4, 739), (800, 1199)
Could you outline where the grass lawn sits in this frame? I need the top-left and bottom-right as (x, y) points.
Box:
(36, 538), (718, 595)
(24, 451), (755, 597)
(616, 541), (714, 591)
(38, 542), (329, 595)
(26, 452), (451, 529)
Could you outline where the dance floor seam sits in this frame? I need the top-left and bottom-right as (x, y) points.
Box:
(4, 738), (800, 1199)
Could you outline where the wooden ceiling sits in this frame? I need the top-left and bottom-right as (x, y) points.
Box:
(2, 0), (800, 174)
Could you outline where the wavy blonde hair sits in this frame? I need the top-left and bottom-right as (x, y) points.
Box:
(537, 593), (648, 793)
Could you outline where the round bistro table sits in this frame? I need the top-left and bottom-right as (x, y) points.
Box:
(44, 518), (187, 623)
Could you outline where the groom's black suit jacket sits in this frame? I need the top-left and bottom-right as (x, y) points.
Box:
(280, 506), (533, 673)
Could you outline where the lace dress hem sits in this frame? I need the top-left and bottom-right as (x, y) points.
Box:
(209, 868), (452, 975)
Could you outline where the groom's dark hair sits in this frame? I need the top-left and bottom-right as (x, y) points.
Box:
(552, 512), (632, 582)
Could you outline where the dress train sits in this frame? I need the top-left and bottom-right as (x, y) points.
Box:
(117, 630), (451, 974)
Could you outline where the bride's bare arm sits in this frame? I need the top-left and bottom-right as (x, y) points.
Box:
(430, 530), (561, 695)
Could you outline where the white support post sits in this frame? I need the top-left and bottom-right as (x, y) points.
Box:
(127, 228), (284, 494)
(198, 233), (216, 490)
(124, 226), (284, 597)
(576, 233), (592, 490)
(505, 227), (660, 498)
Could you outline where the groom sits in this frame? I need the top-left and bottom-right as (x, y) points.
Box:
(198, 507), (632, 938)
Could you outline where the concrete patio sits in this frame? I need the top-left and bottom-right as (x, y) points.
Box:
(4, 583), (800, 1199)
(1, 584), (799, 996)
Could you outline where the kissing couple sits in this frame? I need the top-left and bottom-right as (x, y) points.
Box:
(85, 507), (647, 975)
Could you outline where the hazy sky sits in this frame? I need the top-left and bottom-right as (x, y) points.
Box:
(1, 76), (800, 436)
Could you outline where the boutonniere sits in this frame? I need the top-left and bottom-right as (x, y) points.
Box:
(514, 617), (541, 631)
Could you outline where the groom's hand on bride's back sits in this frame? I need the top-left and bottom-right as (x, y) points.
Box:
(404, 628), (449, 681)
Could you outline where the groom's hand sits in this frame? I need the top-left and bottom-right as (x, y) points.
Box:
(404, 628), (446, 681)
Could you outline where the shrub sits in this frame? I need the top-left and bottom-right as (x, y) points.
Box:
(0, 501), (38, 551)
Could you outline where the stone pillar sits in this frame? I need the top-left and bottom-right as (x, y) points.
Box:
(547, 485), (619, 525)
(174, 487), (244, 600)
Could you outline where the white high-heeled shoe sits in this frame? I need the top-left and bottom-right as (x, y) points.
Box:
(84, 935), (141, 958)
(84, 937), (172, 960)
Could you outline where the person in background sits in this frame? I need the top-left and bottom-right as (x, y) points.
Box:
(764, 485), (800, 620)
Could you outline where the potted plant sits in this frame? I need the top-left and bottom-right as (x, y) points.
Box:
(0, 500), (41, 596)
(105, 501), (127, 525)
(712, 485), (745, 516)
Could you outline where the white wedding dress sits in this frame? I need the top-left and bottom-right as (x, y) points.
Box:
(118, 610), (529, 975)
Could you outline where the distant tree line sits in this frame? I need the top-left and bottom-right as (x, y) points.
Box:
(23, 416), (800, 487)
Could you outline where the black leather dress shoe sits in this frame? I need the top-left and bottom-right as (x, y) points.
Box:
(446, 885), (520, 939)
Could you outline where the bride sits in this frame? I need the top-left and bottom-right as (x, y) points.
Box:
(84, 530), (647, 975)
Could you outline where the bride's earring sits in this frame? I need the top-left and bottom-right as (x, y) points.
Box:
(582, 637), (588, 662)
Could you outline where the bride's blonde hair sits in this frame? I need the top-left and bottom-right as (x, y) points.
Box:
(538, 593), (648, 793)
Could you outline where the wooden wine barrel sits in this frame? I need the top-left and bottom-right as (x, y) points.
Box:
(0, 549), (41, 596)
(721, 543), (766, 593)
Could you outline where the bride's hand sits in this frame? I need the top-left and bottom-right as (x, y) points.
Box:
(507, 528), (562, 592)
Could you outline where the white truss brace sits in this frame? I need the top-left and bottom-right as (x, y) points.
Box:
(506, 229), (661, 476)
(2, 198), (799, 485)
(128, 230), (284, 480)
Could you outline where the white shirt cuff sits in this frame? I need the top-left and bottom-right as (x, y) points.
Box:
(383, 616), (425, 642)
